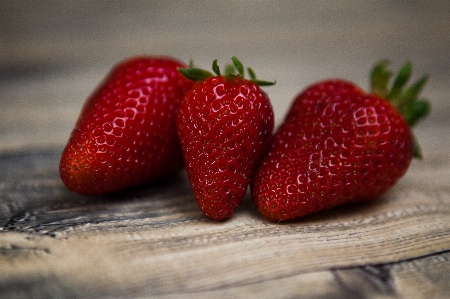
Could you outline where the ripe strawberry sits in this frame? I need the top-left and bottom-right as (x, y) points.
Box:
(177, 57), (275, 221)
(60, 56), (194, 195)
(251, 60), (430, 222)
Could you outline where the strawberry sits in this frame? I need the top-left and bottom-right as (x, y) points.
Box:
(251, 60), (430, 222)
(59, 56), (194, 195)
(177, 57), (275, 221)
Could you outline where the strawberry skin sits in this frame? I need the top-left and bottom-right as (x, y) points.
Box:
(251, 61), (430, 222)
(60, 56), (194, 195)
(177, 66), (274, 221)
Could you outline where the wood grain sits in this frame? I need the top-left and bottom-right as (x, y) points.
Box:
(1, 148), (449, 298)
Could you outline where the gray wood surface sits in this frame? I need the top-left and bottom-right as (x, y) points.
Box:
(1, 1), (449, 298)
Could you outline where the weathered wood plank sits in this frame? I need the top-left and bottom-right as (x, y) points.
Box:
(0, 148), (449, 298)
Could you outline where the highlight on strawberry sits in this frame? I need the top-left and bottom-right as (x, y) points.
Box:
(177, 57), (275, 221)
(251, 60), (430, 222)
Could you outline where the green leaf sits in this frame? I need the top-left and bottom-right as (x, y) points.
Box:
(388, 61), (412, 105)
(252, 79), (276, 86)
(407, 99), (431, 127)
(231, 56), (244, 77)
(413, 135), (423, 159)
(180, 56), (276, 87)
(371, 60), (392, 98)
(248, 67), (257, 80)
(402, 75), (429, 106)
(178, 67), (214, 81)
(212, 59), (221, 76)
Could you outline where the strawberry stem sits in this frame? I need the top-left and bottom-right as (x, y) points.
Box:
(370, 60), (431, 159)
(178, 56), (276, 86)
(224, 64), (236, 75)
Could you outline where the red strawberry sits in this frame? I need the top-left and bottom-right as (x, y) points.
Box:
(251, 60), (430, 222)
(177, 57), (275, 221)
(60, 56), (194, 195)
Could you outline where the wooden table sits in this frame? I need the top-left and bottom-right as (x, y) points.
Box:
(1, 2), (449, 298)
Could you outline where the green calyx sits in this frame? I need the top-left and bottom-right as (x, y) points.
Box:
(370, 60), (431, 159)
(178, 56), (276, 86)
